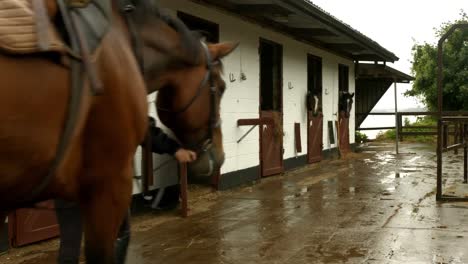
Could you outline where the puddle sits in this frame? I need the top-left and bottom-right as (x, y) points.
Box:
(408, 156), (421, 163)
(400, 167), (422, 173)
(381, 173), (408, 184)
(381, 178), (394, 184)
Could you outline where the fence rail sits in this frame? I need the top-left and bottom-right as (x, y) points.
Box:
(356, 111), (448, 139)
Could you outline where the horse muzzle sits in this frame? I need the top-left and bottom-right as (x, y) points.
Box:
(187, 142), (224, 183)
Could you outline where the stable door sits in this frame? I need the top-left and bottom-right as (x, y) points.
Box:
(259, 39), (283, 177)
(307, 55), (323, 163)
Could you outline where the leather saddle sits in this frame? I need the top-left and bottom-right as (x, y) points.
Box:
(0, 0), (110, 56)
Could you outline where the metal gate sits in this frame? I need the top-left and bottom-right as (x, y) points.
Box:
(8, 201), (59, 247)
(436, 23), (468, 201)
(308, 112), (323, 163)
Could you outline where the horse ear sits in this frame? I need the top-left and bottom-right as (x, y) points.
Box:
(209, 42), (239, 60)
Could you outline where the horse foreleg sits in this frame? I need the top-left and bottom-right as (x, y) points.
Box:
(0, 212), (6, 239)
(55, 200), (83, 264)
(81, 174), (132, 264)
(115, 211), (131, 264)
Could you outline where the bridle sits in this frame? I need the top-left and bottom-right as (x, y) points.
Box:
(157, 42), (222, 173)
(121, 1), (222, 174)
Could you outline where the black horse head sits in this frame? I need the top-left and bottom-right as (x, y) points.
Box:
(306, 90), (321, 115)
(339, 91), (354, 118)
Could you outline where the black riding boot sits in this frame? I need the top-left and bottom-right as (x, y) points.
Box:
(114, 211), (131, 264)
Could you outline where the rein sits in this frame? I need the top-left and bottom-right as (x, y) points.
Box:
(157, 42), (221, 157)
(19, 0), (88, 206)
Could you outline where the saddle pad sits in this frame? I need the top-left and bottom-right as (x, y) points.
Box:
(0, 0), (66, 54)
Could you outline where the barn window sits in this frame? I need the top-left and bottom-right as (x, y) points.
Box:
(260, 38), (283, 111)
(338, 64), (349, 92)
(307, 54), (322, 110)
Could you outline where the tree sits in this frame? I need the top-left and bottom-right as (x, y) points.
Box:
(405, 11), (468, 111)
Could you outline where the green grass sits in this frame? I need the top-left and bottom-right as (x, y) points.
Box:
(375, 116), (437, 144)
(355, 131), (369, 143)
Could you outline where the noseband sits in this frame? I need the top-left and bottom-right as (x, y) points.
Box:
(157, 42), (222, 172)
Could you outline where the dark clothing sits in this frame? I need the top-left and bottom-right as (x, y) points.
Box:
(146, 125), (180, 155)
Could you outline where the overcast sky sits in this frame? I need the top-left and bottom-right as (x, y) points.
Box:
(311, 0), (467, 111)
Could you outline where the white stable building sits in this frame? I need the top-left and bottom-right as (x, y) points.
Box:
(1, 0), (414, 252)
(133, 0), (401, 192)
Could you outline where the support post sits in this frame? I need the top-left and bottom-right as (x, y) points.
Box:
(443, 124), (448, 149)
(398, 113), (403, 142)
(454, 123), (460, 154)
(394, 82), (399, 154)
(179, 162), (188, 218)
(141, 131), (153, 196)
(437, 118), (442, 200)
(464, 124), (467, 184)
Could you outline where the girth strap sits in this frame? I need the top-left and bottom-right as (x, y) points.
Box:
(25, 0), (86, 204)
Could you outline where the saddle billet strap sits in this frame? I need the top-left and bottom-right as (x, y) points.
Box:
(69, 11), (104, 95)
(121, 2), (144, 71)
(32, 0), (50, 51)
(24, 0), (86, 205)
(67, 0), (92, 8)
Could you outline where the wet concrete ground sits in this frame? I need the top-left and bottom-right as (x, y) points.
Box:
(3, 142), (468, 263)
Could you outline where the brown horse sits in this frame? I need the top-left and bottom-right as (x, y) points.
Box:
(131, 4), (236, 181)
(0, 1), (236, 263)
(154, 40), (236, 182)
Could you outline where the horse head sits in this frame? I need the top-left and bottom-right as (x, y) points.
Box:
(306, 90), (321, 115)
(339, 91), (354, 118)
(126, 2), (238, 182)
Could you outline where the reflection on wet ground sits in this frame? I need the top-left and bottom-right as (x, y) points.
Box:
(5, 142), (468, 263)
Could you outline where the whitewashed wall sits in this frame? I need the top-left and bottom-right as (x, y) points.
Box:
(140, 0), (356, 181)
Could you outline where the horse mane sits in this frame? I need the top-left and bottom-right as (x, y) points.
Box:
(131, 0), (202, 65)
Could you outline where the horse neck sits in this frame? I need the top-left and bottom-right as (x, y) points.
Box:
(145, 30), (203, 94)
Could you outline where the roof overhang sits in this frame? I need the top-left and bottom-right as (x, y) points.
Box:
(356, 63), (414, 83)
(189, 0), (399, 62)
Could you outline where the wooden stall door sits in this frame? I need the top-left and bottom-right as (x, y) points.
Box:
(338, 64), (351, 156)
(8, 200), (59, 247)
(308, 112), (323, 163)
(307, 55), (323, 163)
(261, 111), (284, 176)
(338, 112), (351, 155)
(259, 38), (283, 177)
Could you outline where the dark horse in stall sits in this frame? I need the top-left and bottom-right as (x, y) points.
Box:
(0, 1), (236, 263)
(339, 91), (354, 118)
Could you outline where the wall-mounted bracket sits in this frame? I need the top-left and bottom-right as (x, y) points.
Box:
(236, 118), (273, 143)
